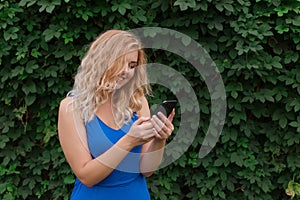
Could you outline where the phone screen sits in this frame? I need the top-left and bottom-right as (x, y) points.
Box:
(156, 100), (177, 117)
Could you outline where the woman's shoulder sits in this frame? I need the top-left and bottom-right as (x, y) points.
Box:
(60, 96), (73, 106)
(60, 91), (75, 108)
(59, 96), (74, 115)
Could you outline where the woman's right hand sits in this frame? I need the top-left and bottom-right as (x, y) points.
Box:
(125, 117), (155, 147)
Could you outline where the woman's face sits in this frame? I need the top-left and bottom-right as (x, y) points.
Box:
(115, 50), (138, 89)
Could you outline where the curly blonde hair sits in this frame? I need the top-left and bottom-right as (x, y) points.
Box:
(71, 30), (151, 125)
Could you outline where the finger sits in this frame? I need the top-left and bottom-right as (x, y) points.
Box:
(157, 112), (173, 131)
(157, 112), (167, 122)
(155, 134), (163, 140)
(151, 118), (162, 133)
(140, 121), (154, 130)
(164, 118), (174, 132)
(152, 127), (159, 137)
(151, 118), (169, 139)
(153, 128), (163, 140)
(168, 109), (175, 122)
(151, 115), (165, 132)
(135, 116), (151, 125)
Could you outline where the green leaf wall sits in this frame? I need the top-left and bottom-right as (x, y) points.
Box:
(0, 0), (299, 199)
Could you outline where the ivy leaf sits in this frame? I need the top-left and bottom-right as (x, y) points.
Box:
(43, 27), (60, 42)
(63, 175), (75, 184)
(31, 48), (41, 58)
(22, 80), (37, 95)
(19, 0), (37, 7)
(292, 16), (300, 26)
(0, 135), (10, 149)
(25, 95), (36, 106)
(181, 36), (191, 46)
(275, 25), (289, 34)
(46, 5), (55, 13)
(224, 4), (234, 12)
(230, 152), (244, 167)
(227, 180), (235, 192)
(214, 158), (224, 167)
(118, 6), (126, 15)
(289, 117), (300, 132)
(274, 6), (289, 17)
(279, 117), (287, 128)
(174, 0), (196, 11)
(290, 99), (300, 112)
(37, 0), (61, 13)
(3, 27), (19, 41)
(271, 56), (283, 68)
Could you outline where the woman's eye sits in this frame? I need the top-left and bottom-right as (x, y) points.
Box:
(128, 62), (138, 69)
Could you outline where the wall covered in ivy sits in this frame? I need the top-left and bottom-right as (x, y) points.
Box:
(0, 0), (299, 199)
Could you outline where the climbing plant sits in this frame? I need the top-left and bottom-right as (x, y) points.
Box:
(0, 0), (299, 199)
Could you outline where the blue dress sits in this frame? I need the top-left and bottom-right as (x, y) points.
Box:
(70, 114), (151, 200)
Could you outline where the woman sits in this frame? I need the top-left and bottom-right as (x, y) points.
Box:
(58, 30), (175, 200)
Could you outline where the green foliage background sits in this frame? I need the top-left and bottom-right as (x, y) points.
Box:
(1, 0), (300, 199)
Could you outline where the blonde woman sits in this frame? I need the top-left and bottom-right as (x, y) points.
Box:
(58, 30), (175, 200)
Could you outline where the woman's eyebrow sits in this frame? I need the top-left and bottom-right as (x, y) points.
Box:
(129, 61), (138, 64)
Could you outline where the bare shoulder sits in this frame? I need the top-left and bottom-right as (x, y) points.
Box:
(59, 96), (73, 110)
(58, 96), (76, 136)
(57, 96), (87, 148)
(58, 97), (74, 116)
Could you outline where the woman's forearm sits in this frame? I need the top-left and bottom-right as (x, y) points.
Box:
(140, 138), (167, 177)
(77, 135), (133, 187)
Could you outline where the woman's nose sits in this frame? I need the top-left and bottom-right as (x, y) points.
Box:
(121, 67), (129, 74)
(119, 70), (126, 77)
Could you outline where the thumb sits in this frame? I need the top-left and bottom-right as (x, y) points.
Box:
(135, 116), (151, 125)
(168, 109), (175, 122)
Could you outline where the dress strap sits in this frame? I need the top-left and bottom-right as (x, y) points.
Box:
(67, 91), (75, 97)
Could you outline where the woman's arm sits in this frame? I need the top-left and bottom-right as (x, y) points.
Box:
(139, 97), (175, 177)
(58, 97), (154, 187)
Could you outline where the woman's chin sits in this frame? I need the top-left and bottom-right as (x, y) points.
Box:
(115, 82), (125, 89)
(115, 85), (121, 90)
(116, 79), (129, 89)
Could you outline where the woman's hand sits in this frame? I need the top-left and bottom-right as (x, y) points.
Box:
(151, 109), (175, 140)
(139, 109), (175, 176)
(125, 117), (156, 147)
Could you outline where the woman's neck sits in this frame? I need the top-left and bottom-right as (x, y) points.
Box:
(95, 100), (120, 130)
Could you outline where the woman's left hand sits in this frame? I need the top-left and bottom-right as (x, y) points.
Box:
(150, 109), (175, 140)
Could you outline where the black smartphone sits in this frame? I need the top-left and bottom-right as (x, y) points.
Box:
(154, 100), (177, 117)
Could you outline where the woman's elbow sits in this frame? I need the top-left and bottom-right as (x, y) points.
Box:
(77, 176), (96, 188)
(75, 169), (98, 187)
(142, 171), (154, 178)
